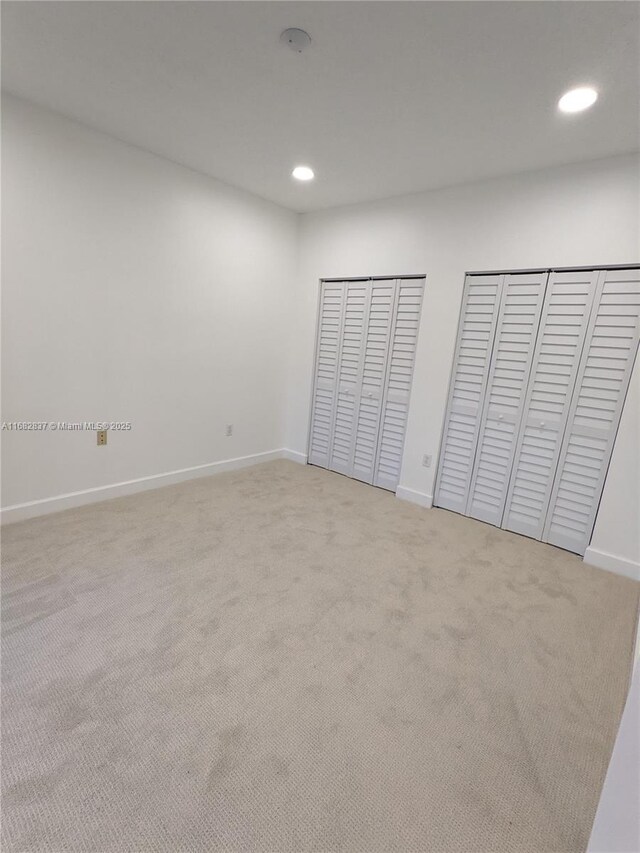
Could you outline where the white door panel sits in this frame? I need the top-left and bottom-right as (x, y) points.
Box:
(434, 274), (504, 513)
(374, 279), (425, 491)
(330, 281), (370, 476)
(352, 279), (396, 484)
(308, 282), (346, 468)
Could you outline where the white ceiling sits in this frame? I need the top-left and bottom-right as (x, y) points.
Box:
(2, 1), (639, 212)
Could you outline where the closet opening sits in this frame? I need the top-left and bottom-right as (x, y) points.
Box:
(434, 265), (640, 556)
(307, 275), (425, 492)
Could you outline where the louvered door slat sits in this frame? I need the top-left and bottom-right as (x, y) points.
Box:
(308, 282), (346, 468)
(373, 279), (425, 491)
(502, 270), (600, 540)
(352, 279), (396, 484)
(434, 274), (504, 512)
(330, 281), (370, 476)
(466, 272), (548, 525)
(543, 269), (640, 554)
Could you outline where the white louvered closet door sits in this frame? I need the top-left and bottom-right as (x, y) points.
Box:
(543, 269), (640, 554)
(329, 280), (370, 476)
(465, 272), (548, 526)
(434, 275), (504, 513)
(502, 270), (600, 540)
(351, 279), (396, 484)
(308, 281), (346, 468)
(374, 278), (425, 490)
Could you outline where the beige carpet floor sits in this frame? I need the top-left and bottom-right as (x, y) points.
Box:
(1, 460), (638, 853)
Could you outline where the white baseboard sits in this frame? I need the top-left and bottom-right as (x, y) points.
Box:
(584, 546), (640, 582)
(281, 448), (308, 464)
(395, 485), (433, 509)
(1, 449), (296, 525)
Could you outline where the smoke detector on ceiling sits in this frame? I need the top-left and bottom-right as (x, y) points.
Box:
(280, 28), (312, 53)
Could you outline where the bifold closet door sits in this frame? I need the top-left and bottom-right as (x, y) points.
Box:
(465, 272), (548, 525)
(434, 274), (504, 513)
(502, 270), (600, 539)
(373, 279), (424, 489)
(309, 277), (424, 491)
(543, 268), (640, 554)
(308, 281), (345, 468)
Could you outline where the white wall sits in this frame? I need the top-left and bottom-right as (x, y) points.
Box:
(287, 154), (640, 575)
(587, 658), (640, 852)
(1, 94), (297, 512)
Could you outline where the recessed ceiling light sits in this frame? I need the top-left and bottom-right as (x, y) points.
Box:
(558, 87), (598, 113)
(292, 165), (315, 181)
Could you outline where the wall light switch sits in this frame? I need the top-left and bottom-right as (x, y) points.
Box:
(225, 424), (233, 437)
(422, 454), (432, 468)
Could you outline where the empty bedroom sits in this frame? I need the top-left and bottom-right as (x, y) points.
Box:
(1, 2), (639, 851)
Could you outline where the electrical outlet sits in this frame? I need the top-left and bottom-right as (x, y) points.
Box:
(225, 424), (233, 437)
(97, 430), (107, 446)
(422, 453), (432, 468)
